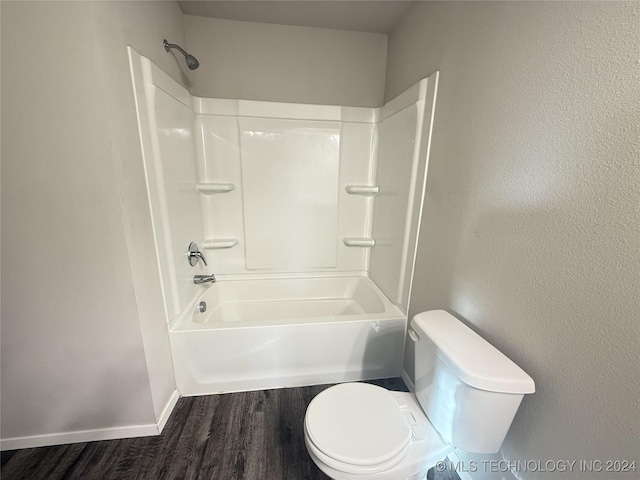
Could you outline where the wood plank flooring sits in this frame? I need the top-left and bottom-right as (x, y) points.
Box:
(1, 378), (459, 480)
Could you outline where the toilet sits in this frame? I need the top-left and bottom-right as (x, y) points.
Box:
(304, 310), (535, 480)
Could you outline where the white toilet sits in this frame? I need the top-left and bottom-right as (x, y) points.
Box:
(304, 310), (535, 480)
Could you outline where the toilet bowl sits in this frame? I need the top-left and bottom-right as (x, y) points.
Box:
(304, 310), (535, 480)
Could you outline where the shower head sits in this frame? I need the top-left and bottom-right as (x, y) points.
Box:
(163, 39), (199, 70)
(184, 54), (200, 71)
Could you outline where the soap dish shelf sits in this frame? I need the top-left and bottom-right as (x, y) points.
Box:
(203, 238), (239, 249)
(197, 183), (236, 195)
(343, 237), (375, 247)
(345, 185), (379, 196)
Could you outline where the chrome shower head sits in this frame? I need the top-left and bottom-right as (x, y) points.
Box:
(163, 39), (199, 70)
(184, 54), (199, 70)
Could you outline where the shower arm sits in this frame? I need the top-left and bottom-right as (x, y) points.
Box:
(163, 39), (188, 57)
(163, 39), (199, 70)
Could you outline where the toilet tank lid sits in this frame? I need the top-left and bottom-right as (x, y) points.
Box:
(411, 310), (535, 394)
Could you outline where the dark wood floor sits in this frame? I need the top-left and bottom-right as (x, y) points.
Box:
(1, 378), (459, 480)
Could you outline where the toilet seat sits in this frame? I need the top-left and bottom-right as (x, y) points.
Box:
(304, 384), (452, 480)
(305, 383), (412, 473)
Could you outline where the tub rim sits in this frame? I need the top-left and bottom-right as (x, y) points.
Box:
(169, 274), (405, 332)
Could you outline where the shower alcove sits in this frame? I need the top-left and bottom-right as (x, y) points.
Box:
(129, 48), (438, 395)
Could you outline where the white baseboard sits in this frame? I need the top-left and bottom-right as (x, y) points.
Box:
(0, 389), (180, 451)
(401, 369), (415, 391)
(157, 389), (180, 432)
(0, 423), (160, 451)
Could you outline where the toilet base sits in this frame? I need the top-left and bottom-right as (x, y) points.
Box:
(307, 444), (431, 480)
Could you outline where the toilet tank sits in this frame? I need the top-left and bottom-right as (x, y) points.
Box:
(409, 310), (535, 453)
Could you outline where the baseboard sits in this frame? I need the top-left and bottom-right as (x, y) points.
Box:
(401, 369), (415, 391)
(157, 389), (180, 432)
(0, 422), (160, 451)
(0, 389), (180, 451)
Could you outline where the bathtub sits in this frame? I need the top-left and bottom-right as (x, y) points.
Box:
(169, 275), (406, 396)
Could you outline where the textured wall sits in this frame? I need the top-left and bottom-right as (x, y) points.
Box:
(386, 1), (640, 477)
(1, 1), (184, 445)
(184, 15), (387, 106)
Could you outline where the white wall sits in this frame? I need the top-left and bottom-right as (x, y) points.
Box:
(194, 102), (378, 276)
(91, 0), (190, 427)
(1, 1), (185, 447)
(184, 15), (388, 107)
(129, 51), (207, 322)
(386, 1), (640, 477)
(370, 75), (438, 314)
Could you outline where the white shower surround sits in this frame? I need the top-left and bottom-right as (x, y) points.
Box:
(129, 48), (438, 395)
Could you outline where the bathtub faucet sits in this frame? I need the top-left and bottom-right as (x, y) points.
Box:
(193, 274), (216, 284)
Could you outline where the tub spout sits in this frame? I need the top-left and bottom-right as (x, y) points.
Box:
(193, 274), (216, 284)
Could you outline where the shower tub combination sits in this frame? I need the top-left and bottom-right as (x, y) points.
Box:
(170, 276), (405, 394)
(130, 48), (438, 396)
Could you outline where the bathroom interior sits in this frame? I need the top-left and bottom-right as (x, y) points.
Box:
(1, 1), (638, 479)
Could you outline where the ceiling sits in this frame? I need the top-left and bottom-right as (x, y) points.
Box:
(177, 1), (415, 34)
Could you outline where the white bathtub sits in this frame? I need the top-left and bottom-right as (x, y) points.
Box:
(169, 276), (406, 395)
